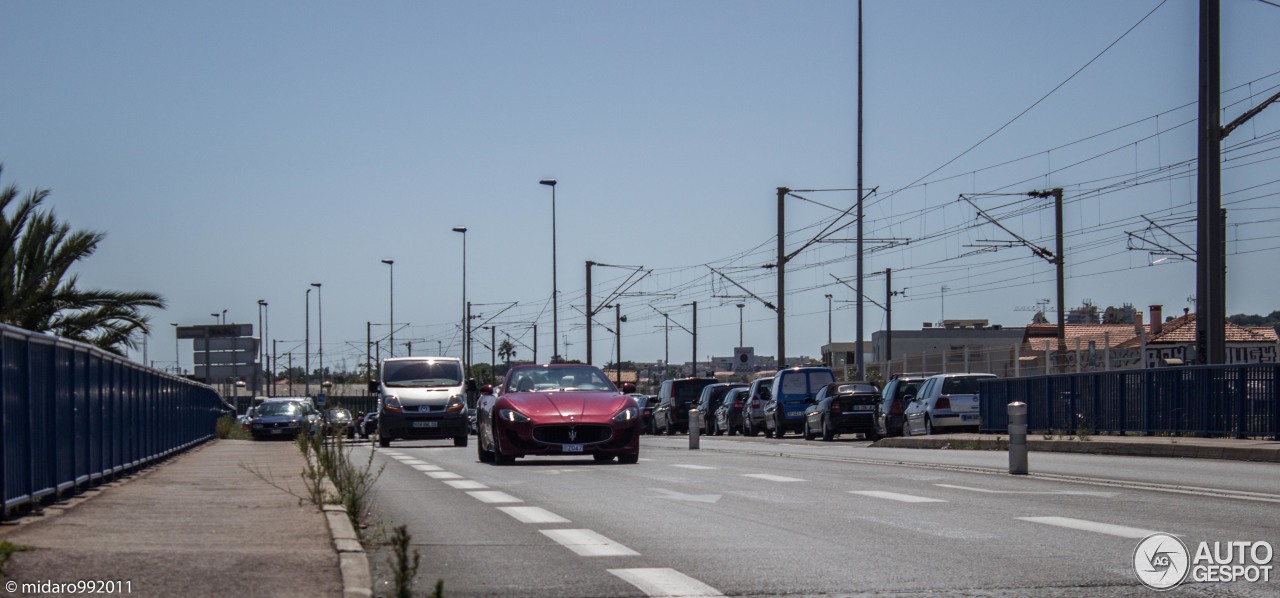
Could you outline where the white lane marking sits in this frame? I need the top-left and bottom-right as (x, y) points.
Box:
(497, 506), (571, 524)
(467, 490), (523, 504)
(1017, 516), (1162, 539)
(400, 459), (430, 466)
(849, 490), (946, 503)
(426, 471), (463, 479)
(409, 464), (443, 472)
(609, 568), (723, 597)
(639, 458), (655, 462)
(935, 484), (1117, 497)
(381, 452), (405, 458)
(541, 529), (639, 557)
(742, 473), (805, 483)
(672, 464), (716, 470)
(443, 480), (489, 490)
(651, 488), (721, 503)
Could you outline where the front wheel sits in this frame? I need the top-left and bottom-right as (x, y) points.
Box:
(477, 434), (495, 463)
(493, 424), (515, 465)
(593, 454), (616, 463)
(379, 435), (391, 448)
(774, 416), (786, 439)
(924, 417), (934, 436)
(454, 435), (468, 447)
(821, 417), (835, 442)
(803, 420), (814, 441)
(618, 452), (639, 464)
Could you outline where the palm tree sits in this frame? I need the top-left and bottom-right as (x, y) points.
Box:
(0, 167), (165, 355)
(498, 339), (516, 367)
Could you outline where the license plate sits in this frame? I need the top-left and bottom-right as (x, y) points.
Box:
(786, 411), (804, 417)
(412, 421), (439, 428)
(853, 405), (875, 411)
(562, 444), (583, 453)
(961, 414), (978, 421)
(270, 429), (282, 435)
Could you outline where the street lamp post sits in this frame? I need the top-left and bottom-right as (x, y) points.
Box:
(258, 299), (268, 395)
(305, 288), (311, 398)
(539, 179), (558, 360)
(311, 283), (323, 391)
(452, 227), (468, 373)
(170, 323), (180, 375)
(824, 294), (833, 366)
(382, 259), (395, 357)
(737, 303), (746, 348)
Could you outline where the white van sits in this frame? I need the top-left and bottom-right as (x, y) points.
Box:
(376, 357), (469, 448)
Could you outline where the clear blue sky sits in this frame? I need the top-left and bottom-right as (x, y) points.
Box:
(2, 1), (1278, 374)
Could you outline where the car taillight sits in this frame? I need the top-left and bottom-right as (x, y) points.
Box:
(751, 400), (760, 408)
(935, 397), (951, 410)
(830, 404), (841, 414)
(890, 401), (904, 415)
(733, 400), (743, 409)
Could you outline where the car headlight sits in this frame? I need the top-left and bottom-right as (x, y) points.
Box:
(446, 394), (466, 413)
(498, 408), (530, 423)
(613, 407), (639, 422)
(289, 419), (301, 428)
(383, 394), (402, 413)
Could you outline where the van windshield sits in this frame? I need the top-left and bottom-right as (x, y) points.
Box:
(383, 361), (464, 388)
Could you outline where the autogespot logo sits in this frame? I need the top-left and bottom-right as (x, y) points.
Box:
(1134, 533), (1190, 591)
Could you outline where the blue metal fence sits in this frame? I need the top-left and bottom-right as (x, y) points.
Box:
(979, 364), (1280, 439)
(2, 325), (227, 519)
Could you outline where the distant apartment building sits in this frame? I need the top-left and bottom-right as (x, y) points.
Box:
(862, 320), (1026, 377)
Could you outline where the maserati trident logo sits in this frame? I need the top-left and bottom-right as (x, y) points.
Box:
(568, 426), (577, 442)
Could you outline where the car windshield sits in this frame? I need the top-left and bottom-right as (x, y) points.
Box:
(836, 383), (878, 394)
(941, 376), (989, 395)
(327, 409), (350, 421)
(257, 402), (301, 416)
(383, 360), (463, 388)
(674, 380), (715, 400)
(505, 366), (618, 393)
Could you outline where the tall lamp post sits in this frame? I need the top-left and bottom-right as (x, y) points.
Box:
(539, 179), (559, 360)
(170, 323), (180, 375)
(824, 294), (833, 366)
(737, 303), (746, 347)
(452, 227), (468, 374)
(258, 299), (268, 395)
(382, 259), (395, 357)
(311, 282), (323, 391)
(305, 287), (311, 398)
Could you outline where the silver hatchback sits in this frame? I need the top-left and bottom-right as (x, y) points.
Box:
(903, 373), (995, 435)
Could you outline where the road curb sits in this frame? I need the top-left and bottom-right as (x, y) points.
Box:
(872, 435), (1280, 462)
(321, 478), (373, 598)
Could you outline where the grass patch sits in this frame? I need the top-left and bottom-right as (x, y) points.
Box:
(295, 430), (384, 529)
(0, 540), (31, 577)
(388, 524), (422, 598)
(215, 413), (253, 440)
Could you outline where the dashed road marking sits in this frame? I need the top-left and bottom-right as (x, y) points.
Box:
(934, 483), (1116, 497)
(609, 568), (723, 597)
(443, 480), (489, 490)
(467, 490), (522, 504)
(849, 490), (946, 503)
(498, 506), (571, 524)
(742, 473), (805, 483)
(426, 471), (463, 479)
(540, 529), (639, 557)
(409, 464), (443, 472)
(672, 464), (716, 470)
(1017, 516), (1161, 539)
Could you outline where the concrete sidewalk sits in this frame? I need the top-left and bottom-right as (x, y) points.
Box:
(0, 440), (344, 598)
(874, 433), (1280, 462)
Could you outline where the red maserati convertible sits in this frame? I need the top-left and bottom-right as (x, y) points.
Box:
(476, 364), (641, 465)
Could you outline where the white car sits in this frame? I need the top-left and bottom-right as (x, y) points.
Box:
(903, 373), (995, 435)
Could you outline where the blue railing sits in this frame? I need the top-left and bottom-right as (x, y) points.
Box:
(2, 324), (227, 519)
(979, 364), (1280, 439)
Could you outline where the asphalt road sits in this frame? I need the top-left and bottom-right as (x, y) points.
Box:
(355, 434), (1280, 597)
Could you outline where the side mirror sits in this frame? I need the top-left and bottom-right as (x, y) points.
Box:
(481, 384), (494, 395)
(622, 382), (637, 393)
(367, 379), (379, 393)
(904, 395), (915, 403)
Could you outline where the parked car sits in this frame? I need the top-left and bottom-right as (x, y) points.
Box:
(376, 356), (469, 448)
(903, 373), (996, 435)
(629, 394), (659, 435)
(652, 378), (717, 435)
(259, 397), (321, 434)
(713, 387), (750, 437)
(803, 381), (881, 441)
(475, 364), (640, 464)
(249, 400), (307, 440)
(764, 367), (836, 438)
(741, 377), (774, 436)
(695, 383), (746, 435)
(875, 375), (929, 438)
